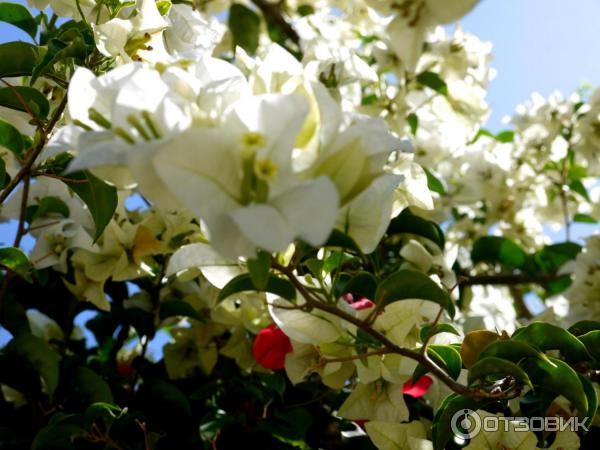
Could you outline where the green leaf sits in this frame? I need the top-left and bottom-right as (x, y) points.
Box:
(323, 251), (356, 273)
(578, 373), (598, 427)
(31, 34), (90, 84)
(0, 41), (38, 77)
(5, 334), (60, 398)
(297, 4), (315, 16)
(471, 235), (527, 269)
(218, 273), (296, 301)
(0, 246), (33, 282)
(569, 180), (590, 201)
(495, 130), (515, 143)
(431, 393), (481, 450)
(0, 85), (50, 118)
(32, 413), (85, 450)
(72, 366), (114, 404)
(0, 118), (24, 157)
(460, 330), (501, 369)
(512, 322), (590, 364)
(159, 300), (204, 322)
(521, 356), (589, 417)
(387, 208), (445, 249)
(569, 320), (600, 336)
(577, 330), (600, 360)
(247, 251), (271, 290)
(375, 269), (455, 317)
(469, 128), (514, 144)
(419, 323), (460, 343)
(407, 112), (418, 135)
(29, 196), (70, 222)
(324, 229), (362, 253)
(468, 356), (532, 388)
(534, 242), (581, 273)
(0, 3), (37, 38)
(428, 345), (462, 380)
(478, 340), (550, 364)
(228, 3), (261, 55)
(341, 271), (377, 300)
(416, 71), (448, 96)
(64, 171), (117, 241)
(424, 167), (446, 195)
(573, 213), (597, 224)
(0, 158), (7, 189)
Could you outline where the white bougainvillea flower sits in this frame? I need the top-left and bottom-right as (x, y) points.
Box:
(268, 296), (343, 345)
(163, 4), (225, 55)
(365, 420), (433, 450)
(154, 92), (339, 257)
(385, 0), (479, 71)
(93, 0), (169, 63)
(29, 218), (95, 271)
(462, 410), (551, 450)
(337, 381), (409, 423)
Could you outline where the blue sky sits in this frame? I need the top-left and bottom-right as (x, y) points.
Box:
(460, 0), (600, 130)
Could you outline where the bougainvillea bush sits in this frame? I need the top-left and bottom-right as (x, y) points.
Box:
(0, 0), (599, 448)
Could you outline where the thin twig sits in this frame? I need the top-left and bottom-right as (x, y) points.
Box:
(13, 173), (31, 248)
(272, 262), (508, 400)
(251, 0), (300, 46)
(0, 94), (68, 206)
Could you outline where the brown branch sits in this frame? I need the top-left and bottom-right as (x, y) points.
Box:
(0, 78), (46, 131)
(272, 262), (508, 400)
(251, 0), (300, 46)
(0, 94), (68, 206)
(13, 173), (30, 248)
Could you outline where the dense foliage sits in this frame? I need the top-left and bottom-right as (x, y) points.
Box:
(0, 0), (599, 449)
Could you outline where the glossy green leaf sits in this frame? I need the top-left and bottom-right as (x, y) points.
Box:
(569, 320), (600, 336)
(512, 322), (590, 364)
(468, 356), (532, 388)
(324, 229), (362, 253)
(64, 171), (118, 241)
(0, 3), (37, 38)
(0, 85), (49, 118)
(578, 373), (598, 427)
(521, 356), (588, 417)
(31, 34), (90, 84)
(429, 345), (462, 380)
(431, 393), (481, 450)
(416, 71), (448, 96)
(341, 271), (377, 300)
(534, 242), (581, 274)
(0, 246), (33, 282)
(387, 208), (445, 249)
(460, 330), (501, 369)
(419, 323), (460, 343)
(228, 3), (260, 55)
(375, 269), (455, 317)
(0, 118), (24, 157)
(0, 41), (38, 77)
(247, 251), (271, 290)
(471, 235), (527, 268)
(28, 196), (70, 222)
(578, 330), (600, 360)
(218, 273), (296, 301)
(159, 300), (204, 322)
(31, 413), (85, 450)
(5, 334), (60, 398)
(478, 339), (550, 364)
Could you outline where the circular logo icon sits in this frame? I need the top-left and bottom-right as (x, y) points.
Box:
(451, 408), (481, 440)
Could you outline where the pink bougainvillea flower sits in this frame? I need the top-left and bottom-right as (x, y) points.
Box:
(402, 375), (433, 398)
(252, 324), (293, 370)
(343, 293), (376, 310)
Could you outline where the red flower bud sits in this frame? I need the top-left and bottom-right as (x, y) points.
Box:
(252, 324), (293, 370)
(402, 375), (433, 398)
